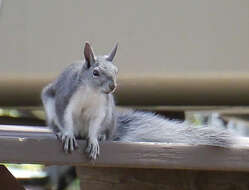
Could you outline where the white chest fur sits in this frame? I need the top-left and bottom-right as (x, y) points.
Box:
(64, 85), (106, 137)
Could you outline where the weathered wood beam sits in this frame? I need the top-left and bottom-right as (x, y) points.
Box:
(1, 126), (249, 172)
(76, 167), (249, 190)
(1, 74), (249, 106)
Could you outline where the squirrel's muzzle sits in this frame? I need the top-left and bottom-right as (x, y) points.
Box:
(105, 81), (116, 94)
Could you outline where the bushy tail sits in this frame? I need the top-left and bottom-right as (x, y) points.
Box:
(113, 109), (241, 147)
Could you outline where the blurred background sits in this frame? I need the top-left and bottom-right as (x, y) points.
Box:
(0, 0), (249, 189)
(1, 0), (249, 75)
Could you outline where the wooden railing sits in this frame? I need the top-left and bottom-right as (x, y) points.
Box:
(1, 125), (249, 189)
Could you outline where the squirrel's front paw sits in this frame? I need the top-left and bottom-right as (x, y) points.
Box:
(85, 139), (99, 160)
(61, 133), (78, 153)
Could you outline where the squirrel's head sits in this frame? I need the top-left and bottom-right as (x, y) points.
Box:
(81, 42), (118, 94)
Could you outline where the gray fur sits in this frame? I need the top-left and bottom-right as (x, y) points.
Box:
(114, 109), (237, 147)
(41, 42), (118, 159)
(106, 43), (118, 62)
(42, 42), (241, 161)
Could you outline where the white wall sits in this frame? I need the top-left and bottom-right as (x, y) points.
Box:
(0, 0), (249, 76)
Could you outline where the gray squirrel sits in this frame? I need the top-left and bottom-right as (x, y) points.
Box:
(41, 42), (118, 159)
(41, 42), (244, 160)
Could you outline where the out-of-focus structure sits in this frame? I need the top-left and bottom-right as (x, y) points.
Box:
(0, 0), (249, 107)
(1, 1), (249, 75)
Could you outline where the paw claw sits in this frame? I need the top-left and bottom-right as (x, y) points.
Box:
(61, 133), (77, 153)
(85, 139), (99, 160)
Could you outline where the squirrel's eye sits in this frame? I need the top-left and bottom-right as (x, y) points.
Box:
(93, 70), (100, 77)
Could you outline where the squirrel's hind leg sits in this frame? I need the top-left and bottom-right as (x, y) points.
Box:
(42, 84), (78, 152)
(41, 83), (61, 133)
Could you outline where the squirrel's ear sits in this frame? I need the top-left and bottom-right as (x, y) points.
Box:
(106, 43), (118, 62)
(84, 42), (95, 68)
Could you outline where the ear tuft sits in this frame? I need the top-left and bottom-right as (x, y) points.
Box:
(106, 42), (118, 62)
(84, 42), (95, 68)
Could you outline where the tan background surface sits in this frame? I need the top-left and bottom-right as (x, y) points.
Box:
(0, 0), (248, 76)
(0, 1), (249, 106)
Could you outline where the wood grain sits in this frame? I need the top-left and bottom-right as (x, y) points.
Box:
(1, 126), (249, 172)
(76, 167), (249, 190)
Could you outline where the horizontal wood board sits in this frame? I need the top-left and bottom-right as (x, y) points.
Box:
(1, 126), (249, 172)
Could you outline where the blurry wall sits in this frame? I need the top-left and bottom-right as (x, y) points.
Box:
(0, 0), (249, 76)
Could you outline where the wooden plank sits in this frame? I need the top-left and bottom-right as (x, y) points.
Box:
(135, 106), (249, 113)
(0, 165), (25, 190)
(76, 167), (249, 190)
(0, 125), (52, 137)
(0, 125), (51, 133)
(1, 127), (249, 172)
(1, 74), (249, 106)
